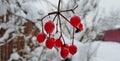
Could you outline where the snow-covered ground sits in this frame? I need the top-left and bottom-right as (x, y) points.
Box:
(72, 41), (120, 61)
(8, 40), (120, 61)
(90, 41), (120, 61)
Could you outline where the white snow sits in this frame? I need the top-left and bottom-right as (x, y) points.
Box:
(31, 56), (38, 61)
(90, 41), (120, 61)
(31, 36), (38, 46)
(0, 28), (15, 42)
(8, 49), (21, 61)
(0, 1), (8, 16)
(31, 46), (43, 58)
(21, 0), (56, 21)
(72, 41), (120, 61)
(24, 44), (31, 54)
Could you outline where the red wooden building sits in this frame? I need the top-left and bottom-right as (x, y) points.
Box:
(104, 28), (120, 43)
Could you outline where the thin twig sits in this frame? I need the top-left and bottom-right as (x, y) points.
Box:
(61, 4), (78, 13)
(53, 14), (58, 22)
(60, 9), (73, 13)
(41, 20), (44, 33)
(64, 24), (71, 35)
(73, 4), (78, 10)
(38, 46), (46, 61)
(72, 27), (75, 45)
(58, 0), (61, 11)
(60, 13), (69, 23)
(55, 15), (59, 33)
(58, 15), (65, 44)
(40, 15), (49, 21)
(48, 11), (58, 15)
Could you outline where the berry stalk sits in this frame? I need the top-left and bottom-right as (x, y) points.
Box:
(58, 15), (66, 45)
(72, 27), (75, 45)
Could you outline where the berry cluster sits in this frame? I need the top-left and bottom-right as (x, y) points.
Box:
(36, 15), (83, 58)
(36, 0), (84, 59)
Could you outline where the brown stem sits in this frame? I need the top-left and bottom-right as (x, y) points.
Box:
(39, 12), (57, 21)
(41, 20), (44, 33)
(55, 16), (59, 33)
(73, 4), (78, 10)
(60, 14), (69, 23)
(58, 0), (61, 11)
(58, 15), (65, 44)
(48, 11), (58, 15)
(65, 24), (71, 36)
(72, 27), (75, 45)
(60, 5), (78, 13)
(53, 14), (58, 22)
(40, 15), (49, 21)
(38, 46), (46, 61)
(61, 9), (74, 13)
(61, 34), (65, 45)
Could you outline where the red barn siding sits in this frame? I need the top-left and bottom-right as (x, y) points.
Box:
(104, 29), (120, 43)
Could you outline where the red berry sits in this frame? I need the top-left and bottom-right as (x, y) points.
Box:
(44, 21), (55, 34)
(46, 38), (55, 49)
(69, 45), (77, 55)
(61, 44), (69, 49)
(55, 39), (63, 48)
(60, 47), (69, 58)
(78, 23), (83, 31)
(37, 33), (46, 43)
(70, 15), (81, 27)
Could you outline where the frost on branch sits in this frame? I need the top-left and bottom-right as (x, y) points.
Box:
(0, 0), (8, 16)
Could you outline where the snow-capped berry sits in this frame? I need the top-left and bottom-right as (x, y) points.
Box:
(69, 45), (77, 55)
(46, 38), (55, 49)
(70, 15), (81, 27)
(60, 47), (69, 58)
(44, 21), (55, 34)
(79, 23), (83, 31)
(37, 33), (46, 43)
(55, 39), (63, 48)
